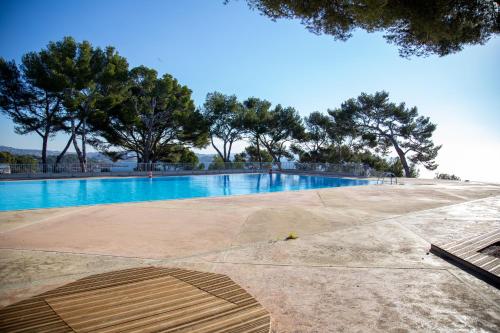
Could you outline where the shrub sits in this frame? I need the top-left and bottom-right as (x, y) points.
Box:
(435, 173), (461, 181)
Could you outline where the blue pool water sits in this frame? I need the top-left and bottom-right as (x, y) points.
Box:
(0, 173), (371, 211)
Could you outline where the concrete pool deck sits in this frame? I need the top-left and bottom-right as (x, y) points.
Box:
(1, 178), (500, 331)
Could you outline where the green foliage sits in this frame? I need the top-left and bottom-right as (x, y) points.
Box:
(284, 232), (298, 241)
(233, 153), (246, 163)
(0, 151), (15, 164)
(207, 155), (246, 170)
(157, 145), (199, 166)
(99, 151), (129, 163)
(331, 91), (440, 177)
(235, 145), (273, 163)
(0, 37), (131, 168)
(436, 173), (461, 181)
(385, 158), (419, 178)
(56, 38), (130, 169)
(295, 145), (417, 177)
(208, 155), (226, 170)
(46, 154), (83, 164)
(1, 35), (449, 179)
(0, 152), (37, 164)
(206, 95), (305, 166)
(343, 150), (391, 172)
(203, 92), (247, 162)
(242, 97), (272, 164)
(292, 111), (335, 163)
(0, 43), (69, 163)
(178, 149), (199, 165)
(237, 0), (499, 57)
(94, 66), (209, 163)
(257, 104), (305, 163)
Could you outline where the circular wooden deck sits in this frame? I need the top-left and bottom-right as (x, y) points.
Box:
(0, 266), (271, 332)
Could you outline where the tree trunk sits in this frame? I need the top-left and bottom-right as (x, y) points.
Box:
(223, 142), (228, 162)
(261, 141), (279, 170)
(142, 142), (150, 166)
(41, 134), (49, 172)
(210, 136), (224, 162)
(276, 155), (282, 170)
(81, 117), (87, 171)
(71, 119), (86, 172)
(55, 134), (74, 166)
(271, 152), (281, 170)
(255, 136), (262, 168)
(142, 112), (154, 166)
(393, 141), (411, 177)
(56, 121), (82, 167)
(227, 141), (234, 163)
(143, 150), (150, 167)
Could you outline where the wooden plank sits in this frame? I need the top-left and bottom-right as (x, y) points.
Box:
(431, 229), (500, 288)
(161, 304), (270, 333)
(453, 232), (500, 256)
(443, 229), (500, 251)
(41, 268), (175, 297)
(46, 276), (188, 307)
(0, 267), (270, 333)
(480, 258), (500, 271)
(93, 298), (237, 333)
(47, 280), (234, 332)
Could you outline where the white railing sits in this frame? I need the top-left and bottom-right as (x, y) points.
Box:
(0, 161), (377, 178)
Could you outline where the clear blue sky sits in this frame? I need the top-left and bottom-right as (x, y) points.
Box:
(1, 0), (499, 181)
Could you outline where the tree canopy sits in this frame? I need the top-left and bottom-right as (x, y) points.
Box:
(257, 104), (305, 163)
(237, 0), (499, 57)
(203, 92), (247, 162)
(1, 36), (444, 177)
(330, 91), (441, 177)
(57, 38), (129, 171)
(0, 37), (131, 168)
(156, 144), (200, 166)
(234, 145), (273, 163)
(291, 111), (335, 163)
(0, 151), (37, 165)
(93, 66), (208, 163)
(242, 97), (272, 165)
(0, 48), (67, 164)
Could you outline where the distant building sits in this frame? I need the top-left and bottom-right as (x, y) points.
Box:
(0, 164), (11, 174)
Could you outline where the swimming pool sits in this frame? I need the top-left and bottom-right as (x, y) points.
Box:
(0, 173), (372, 211)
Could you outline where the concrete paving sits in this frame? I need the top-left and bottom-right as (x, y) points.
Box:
(0, 178), (499, 332)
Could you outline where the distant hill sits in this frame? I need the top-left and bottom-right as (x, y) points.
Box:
(0, 145), (60, 157)
(196, 153), (216, 164)
(0, 146), (217, 164)
(0, 146), (111, 161)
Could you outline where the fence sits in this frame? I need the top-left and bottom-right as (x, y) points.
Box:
(0, 161), (377, 179)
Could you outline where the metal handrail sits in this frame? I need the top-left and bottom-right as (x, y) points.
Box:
(0, 161), (378, 178)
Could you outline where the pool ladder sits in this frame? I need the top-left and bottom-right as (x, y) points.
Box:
(377, 172), (398, 185)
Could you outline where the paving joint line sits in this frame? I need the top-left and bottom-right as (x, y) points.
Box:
(315, 191), (327, 207)
(184, 260), (451, 271)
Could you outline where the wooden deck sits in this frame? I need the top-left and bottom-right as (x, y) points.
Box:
(0, 267), (271, 332)
(431, 229), (500, 287)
